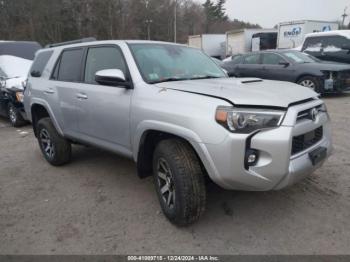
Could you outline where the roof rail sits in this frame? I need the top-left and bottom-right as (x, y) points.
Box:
(45, 37), (97, 48)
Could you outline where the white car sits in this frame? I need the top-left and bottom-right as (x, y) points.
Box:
(0, 41), (41, 126)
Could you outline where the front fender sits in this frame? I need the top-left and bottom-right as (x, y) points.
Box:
(132, 120), (203, 161)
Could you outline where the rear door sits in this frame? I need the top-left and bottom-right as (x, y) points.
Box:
(75, 45), (133, 149)
(51, 48), (85, 135)
(237, 53), (264, 78)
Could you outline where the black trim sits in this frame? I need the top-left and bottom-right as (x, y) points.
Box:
(49, 44), (134, 89)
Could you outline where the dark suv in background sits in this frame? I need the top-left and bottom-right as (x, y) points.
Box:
(301, 31), (350, 64)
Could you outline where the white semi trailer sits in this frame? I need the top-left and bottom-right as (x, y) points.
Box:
(277, 20), (339, 49)
(225, 29), (278, 56)
(188, 34), (226, 59)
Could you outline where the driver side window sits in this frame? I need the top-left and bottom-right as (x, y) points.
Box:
(262, 53), (285, 65)
(84, 46), (127, 84)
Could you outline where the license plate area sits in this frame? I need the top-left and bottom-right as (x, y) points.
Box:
(309, 147), (327, 166)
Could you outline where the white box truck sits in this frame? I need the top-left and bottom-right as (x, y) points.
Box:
(226, 29), (278, 56)
(277, 20), (339, 49)
(188, 34), (226, 58)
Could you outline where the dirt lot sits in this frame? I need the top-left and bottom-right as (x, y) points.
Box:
(0, 94), (349, 255)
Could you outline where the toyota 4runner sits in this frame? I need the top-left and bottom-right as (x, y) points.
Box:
(24, 39), (332, 226)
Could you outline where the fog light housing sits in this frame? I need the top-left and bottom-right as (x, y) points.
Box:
(245, 149), (259, 168)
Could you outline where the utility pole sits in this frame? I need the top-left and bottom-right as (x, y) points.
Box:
(342, 7), (348, 29)
(145, 0), (152, 40)
(174, 0), (177, 43)
(146, 19), (153, 40)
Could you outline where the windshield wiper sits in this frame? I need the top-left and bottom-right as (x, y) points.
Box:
(149, 77), (188, 84)
(189, 75), (222, 80)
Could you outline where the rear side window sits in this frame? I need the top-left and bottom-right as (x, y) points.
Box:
(30, 50), (54, 77)
(84, 46), (127, 84)
(302, 37), (324, 52)
(243, 54), (260, 64)
(57, 48), (84, 82)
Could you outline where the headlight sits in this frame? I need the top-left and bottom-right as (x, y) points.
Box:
(215, 106), (285, 134)
(16, 91), (24, 103)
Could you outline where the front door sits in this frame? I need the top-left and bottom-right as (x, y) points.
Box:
(75, 45), (133, 149)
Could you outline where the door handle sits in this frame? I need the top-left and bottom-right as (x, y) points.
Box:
(44, 88), (55, 94)
(76, 93), (88, 100)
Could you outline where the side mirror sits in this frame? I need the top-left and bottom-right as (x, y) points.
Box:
(30, 70), (41, 78)
(95, 69), (131, 88)
(279, 61), (290, 67)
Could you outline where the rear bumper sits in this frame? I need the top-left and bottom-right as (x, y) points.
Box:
(198, 100), (332, 191)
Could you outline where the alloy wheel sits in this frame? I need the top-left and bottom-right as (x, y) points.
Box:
(39, 129), (55, 159)
(299, 79), (316, 90)
(8, 105), (17, 124)
(157, 158), (176, 209)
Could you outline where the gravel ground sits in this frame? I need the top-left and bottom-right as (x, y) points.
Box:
(0, 94), (349, 255)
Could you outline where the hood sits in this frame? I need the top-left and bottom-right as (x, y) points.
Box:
(0, 55), (32, 78)
(155, 78), (317, 108)
(2, 76), (26, 91)
(300, 61), (350, 71)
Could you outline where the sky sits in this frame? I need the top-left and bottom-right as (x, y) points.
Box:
(195, 0), (349, 28)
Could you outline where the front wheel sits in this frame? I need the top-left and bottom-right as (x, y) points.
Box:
(297, 76), (322, 94)
(153, 139), (206, 226)
(8, 103), (26, 127)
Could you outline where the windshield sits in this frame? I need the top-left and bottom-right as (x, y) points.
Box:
(129, 43), (227, 84)
(283, 51), (317, 63)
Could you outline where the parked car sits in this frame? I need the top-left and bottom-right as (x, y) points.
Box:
(24, 39), (332, 226)
(301, 30), (350, 64)
(0, 41), (41, 126)
(221, 50), (350, 94)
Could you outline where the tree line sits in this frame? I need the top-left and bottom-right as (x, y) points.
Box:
(0, 0), (261, 46)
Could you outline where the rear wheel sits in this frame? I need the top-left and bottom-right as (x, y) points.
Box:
(37, 117), (71, 166)
(297, 76), (322, 94)
(153, 139), (206, 226)
(8, 103), (26, 127)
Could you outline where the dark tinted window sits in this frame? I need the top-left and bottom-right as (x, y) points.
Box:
(231, 55), (242, 64)
(243, 54), (260, 64)
(84, 46), (127, 84)
(324, 36), (350, 49)
(58, 48), (84, 82)
(30, 50), (54, 77)
(303, 37), (325, 52)
(262, 53), (284, 65)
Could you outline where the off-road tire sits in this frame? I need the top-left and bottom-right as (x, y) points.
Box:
(8, 103), (26, 127)
(37, 117), (71, 166)
(153, 139), (206, 226)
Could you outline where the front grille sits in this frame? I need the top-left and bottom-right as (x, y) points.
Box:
(292, 127), (323, 155)
(296, 105), (322, 122)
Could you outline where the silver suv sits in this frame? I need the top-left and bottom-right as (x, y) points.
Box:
(24, 39), (332, 226)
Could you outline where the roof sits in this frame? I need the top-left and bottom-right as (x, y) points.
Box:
(0, 41), (41, 60)
(226, 28), (277, 35)
(305, 30), (350, 39)
(40, 40), (186, 53)
(279, 20), (339, 26)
